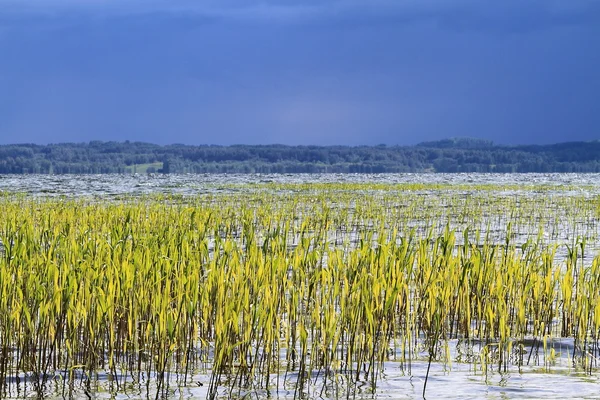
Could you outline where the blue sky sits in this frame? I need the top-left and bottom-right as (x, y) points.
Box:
(1, 0), (599, 145)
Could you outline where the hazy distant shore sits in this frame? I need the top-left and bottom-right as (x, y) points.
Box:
(1, 138), (599, 174)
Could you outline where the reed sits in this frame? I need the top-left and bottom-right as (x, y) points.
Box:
(1, 184), (600, 398)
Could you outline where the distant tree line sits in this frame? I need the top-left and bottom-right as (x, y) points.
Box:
(1, 138), (600, 174)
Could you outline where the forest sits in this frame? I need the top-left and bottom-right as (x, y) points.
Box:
(0, 138), (599, 174)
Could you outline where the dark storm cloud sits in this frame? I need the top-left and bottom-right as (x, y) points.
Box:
(0, 0), (598, 145)
(5, 0), (599, 31)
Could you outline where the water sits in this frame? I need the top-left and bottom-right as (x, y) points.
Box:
(8, 352), (600, 399)
(1, 173), (600, 197)
(2, 173), (600, 399)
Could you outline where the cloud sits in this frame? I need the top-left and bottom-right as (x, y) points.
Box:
(297, 0), (600, 33)
(1, 0), (599, 145)
(4, 0), (600, 30)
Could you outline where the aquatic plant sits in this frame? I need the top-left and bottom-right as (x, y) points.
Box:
(1, 185), (600, 398)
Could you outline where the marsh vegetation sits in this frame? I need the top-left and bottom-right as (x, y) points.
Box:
(2, 177), (600, 398)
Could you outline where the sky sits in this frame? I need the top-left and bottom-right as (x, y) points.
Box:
(0, 0), (599, 146)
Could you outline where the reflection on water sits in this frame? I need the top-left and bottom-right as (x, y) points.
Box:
(8, 358), (600, 400)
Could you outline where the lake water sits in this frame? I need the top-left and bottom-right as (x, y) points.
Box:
(2, 173), (600, 399)
(1, 173), (600, 197)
